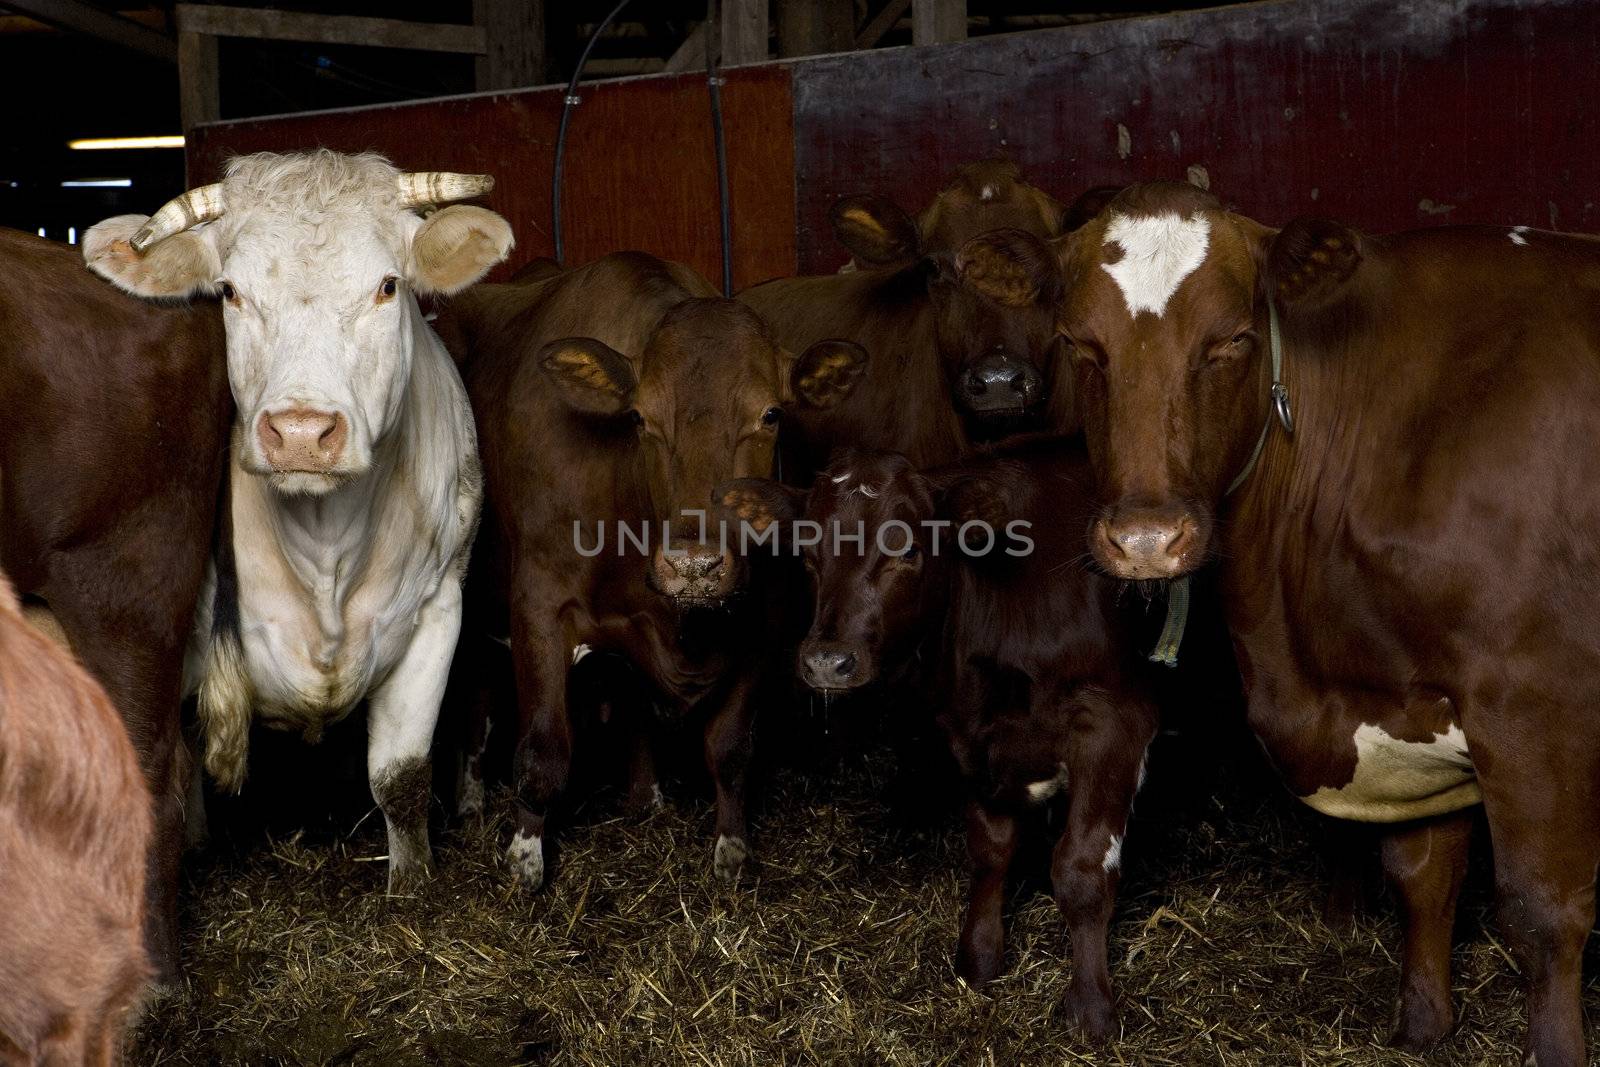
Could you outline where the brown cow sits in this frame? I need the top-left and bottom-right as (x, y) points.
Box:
(0, 570), (152, 1064)
(437, 252), (865, 888)
(0, 228), (229, 982)
(719, 434), (1156, 1040)
(740, 164), (1067, 478)
(1037, 180), (1600, 1064)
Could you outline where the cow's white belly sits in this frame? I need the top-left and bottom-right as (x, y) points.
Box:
(1301, 722), (1482, 822)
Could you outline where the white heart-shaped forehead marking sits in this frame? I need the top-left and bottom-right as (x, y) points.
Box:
(1100, 212), (1212, 319)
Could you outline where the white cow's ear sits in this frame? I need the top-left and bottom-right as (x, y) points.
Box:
(408, 205), (514, 296)
(83, 215), (222, 299)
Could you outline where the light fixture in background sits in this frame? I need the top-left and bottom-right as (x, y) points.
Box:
(61, 179), (133, 188)
(67, 227), (77, 244)
(68, 136), (184, 151)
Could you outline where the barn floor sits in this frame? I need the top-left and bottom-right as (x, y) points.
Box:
(129, 710), (1599, 1067)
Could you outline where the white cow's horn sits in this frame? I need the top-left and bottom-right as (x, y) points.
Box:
(130, 184), (226, 253)
(396, 172), (495, 208)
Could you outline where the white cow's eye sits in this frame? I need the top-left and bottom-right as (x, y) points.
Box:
(378, 276), (398, 300)
(220, 281), (237, 303)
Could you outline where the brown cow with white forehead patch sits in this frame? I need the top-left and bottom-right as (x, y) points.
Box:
(1006, 179), (1600, 1065)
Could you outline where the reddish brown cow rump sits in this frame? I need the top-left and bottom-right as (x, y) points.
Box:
(0, 574), (152, 1064)
(719, 434), (1156, 1041)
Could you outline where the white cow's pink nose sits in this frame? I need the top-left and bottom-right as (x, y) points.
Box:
(257, 408), (348, 472)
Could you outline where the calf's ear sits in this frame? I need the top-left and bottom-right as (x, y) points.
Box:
(830, 195), (922, 267)
(1253, 215), (1364, 314)
(408, 205), (514, 296)
(933, 469), (1019, 561)
(539, 337), (638, 417)
(83, 215), (221, 299)
(954, 228), (1060, 308)
(789, 339), (868, 409)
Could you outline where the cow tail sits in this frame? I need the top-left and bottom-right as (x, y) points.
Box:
(197, 464), (252, 792)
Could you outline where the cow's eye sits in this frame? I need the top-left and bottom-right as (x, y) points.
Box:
(378, 276), (399, 300)
(1209, 331), (1254, 362)
(220, 281), (237, 303)
(900, 542), (922, 562)
(629, 409), (644, 429)
(761, 406), (782, 426)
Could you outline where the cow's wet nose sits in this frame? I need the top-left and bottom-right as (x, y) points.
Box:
(799, 641), (864, 690)
(1093, 508), (1198, 580)
(651, 542), (737, 601)
(962, 353), (1042, 413)
(257, 408), (348, 472)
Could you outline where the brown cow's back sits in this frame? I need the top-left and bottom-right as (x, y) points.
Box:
(0, 227), (229, 980)
(0, 571), (151, 1064)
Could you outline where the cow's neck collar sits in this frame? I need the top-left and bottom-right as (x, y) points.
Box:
(1148, 299), (1292, 667)
(1223, 298), (1293, 495)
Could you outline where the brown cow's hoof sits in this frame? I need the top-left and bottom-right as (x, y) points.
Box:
(713, 834), (748, 881)
(1064, 982), (1117, 1044)
(507, 830), (546, 891)
(1389, 999), (1452, 1052)
(625, 781), (665, 817)
(954, 942), (1003, 988)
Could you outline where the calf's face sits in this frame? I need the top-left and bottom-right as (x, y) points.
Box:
(85, 153), (512, 495)
(832, 195), (1063, 430)
(541, 299), (866, 606)
(720, 451), (951, 694)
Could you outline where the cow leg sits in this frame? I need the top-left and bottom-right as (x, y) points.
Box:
(366, 582), (462, 893)
(1052, 710), (1151, 1045)
(704, 674), (758, 882)
(450, 632), (499, 819)
(507, 585), (571, 891)
(1380, 814), (1471, 1050)
(625, 725), (663, 813)
(1472, 713), (1600, 1067)
(955, 801), (1018, 986)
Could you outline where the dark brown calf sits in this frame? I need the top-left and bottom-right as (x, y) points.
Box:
(0, 571), (152, 1064)
(739, 162), (1068, 478)
(721, 434), (1156, 1041)
(438, 252), (864, 888)
(1035, 180), (1600, 1064)
(0, 228), (229, 981)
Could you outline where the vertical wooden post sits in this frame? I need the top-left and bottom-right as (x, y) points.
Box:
(177, 30), (220, 130)
(912, 0), (965, 45)
(721, 0), (768, 66)
(474, 0), (546, 90)
(777, 0), (853, 58)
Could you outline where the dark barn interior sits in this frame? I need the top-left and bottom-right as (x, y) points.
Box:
(2, 1), (1599, 1064)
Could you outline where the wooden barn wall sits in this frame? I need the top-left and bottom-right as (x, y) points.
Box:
(188, 0), (1598, 282)
(791, 0), (1600, 271)
(186, 67), (796, 291)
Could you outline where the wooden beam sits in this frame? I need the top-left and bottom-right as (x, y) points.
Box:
(855, 0), (911, 50)
(912, 0), (965, 45)
(777, 0), (853, 58)
(663, 21), (707, 74)
(720, 0), (767, 66)
(177, 28), (218, 129)
(173, 4), (485, 55)
(1, 0), (174, 61)
(474, 0), (545, 91)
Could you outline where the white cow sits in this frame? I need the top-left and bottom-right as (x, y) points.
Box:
(84, 150), (512, 890)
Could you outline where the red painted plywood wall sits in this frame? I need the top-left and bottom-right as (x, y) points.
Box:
(187, 66), (795, 291)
